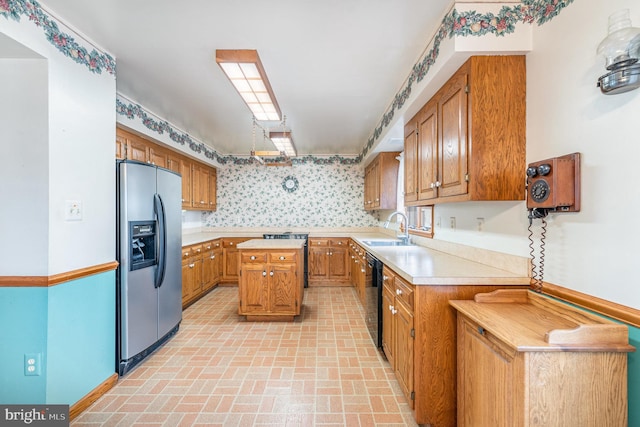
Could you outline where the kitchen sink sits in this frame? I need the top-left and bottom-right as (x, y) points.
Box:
(362, 240), (412, 247)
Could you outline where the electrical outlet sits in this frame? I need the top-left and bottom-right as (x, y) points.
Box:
(24, 353), (41, 376)
(450, 217), (456, 229)
(477, 217), (485, 232)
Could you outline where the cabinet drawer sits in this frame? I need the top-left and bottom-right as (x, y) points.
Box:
(309, 238), (329, 246)
(202, 239), (221, 251)
(182, 244), (202, 259)
(394, 277), (414, 310)
(382, 267), (396, 292)
(240, 252), (267, 263)
(330, 238), (348, 247)
(222, 238), (245, 248)
(269, 251), (297, 263)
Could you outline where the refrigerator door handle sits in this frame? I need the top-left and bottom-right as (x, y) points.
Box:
(153, 193), (167, 288)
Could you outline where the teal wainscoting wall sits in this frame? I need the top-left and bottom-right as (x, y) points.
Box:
(0, 271), (115, 405)
(0, 287), (48, 403)
(47, 271), (115, 404)
(628, 326), (639, 426)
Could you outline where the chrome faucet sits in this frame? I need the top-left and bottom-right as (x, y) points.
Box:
(383, 211), (410, 244)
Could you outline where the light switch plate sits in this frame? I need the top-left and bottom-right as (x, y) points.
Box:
(65, 200), (82, 221)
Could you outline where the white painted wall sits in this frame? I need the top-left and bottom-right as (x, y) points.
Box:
(431, 0), (640, 309)
(0, 55), (49, 275)
(1, 11), (116, 275)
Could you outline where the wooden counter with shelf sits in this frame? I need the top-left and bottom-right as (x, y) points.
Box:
(450, 289), (634, 427)
(237, 239), (305, 321)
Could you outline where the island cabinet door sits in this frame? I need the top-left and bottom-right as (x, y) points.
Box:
(269, 264), (298, 314)
(239, 264), (268, 314)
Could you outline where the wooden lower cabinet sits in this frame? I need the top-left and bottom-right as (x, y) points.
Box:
(181, 239), (221, 308)
(379, 263), (527, 427)
(382, 267), (414, 407)
(221, 238), (250, 284)
(348, 240), (368, 303)
(238, 248), (304, 321)
(181, 244), (203, 307)
(450, 290), (634, 427)
(308, 238), (350, 285)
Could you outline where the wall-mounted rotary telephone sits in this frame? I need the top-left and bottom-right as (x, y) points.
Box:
(526, 152), (581, 291)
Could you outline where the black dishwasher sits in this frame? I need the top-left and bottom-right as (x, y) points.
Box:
(365, 252), (383, 349)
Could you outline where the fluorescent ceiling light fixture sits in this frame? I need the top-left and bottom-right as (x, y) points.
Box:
(216, 49), (282, 121)
(269, 131), (297, 157)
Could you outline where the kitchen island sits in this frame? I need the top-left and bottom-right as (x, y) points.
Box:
(236, 239), (305, 321)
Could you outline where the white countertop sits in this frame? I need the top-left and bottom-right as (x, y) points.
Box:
(182, 229), (529, 287)
(237, 239), (305, 250)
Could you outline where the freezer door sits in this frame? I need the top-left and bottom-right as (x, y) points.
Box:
(156, 167), (183, 338)
(118, 162), (160, 360)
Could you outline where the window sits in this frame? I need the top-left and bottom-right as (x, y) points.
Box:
(406, 206), (433, 238)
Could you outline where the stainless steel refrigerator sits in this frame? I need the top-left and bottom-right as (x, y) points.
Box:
(116, 160), (182, 376)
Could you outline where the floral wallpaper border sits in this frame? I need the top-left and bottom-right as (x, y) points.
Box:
(0, 0), (116, 75)
(2, 0), (573, 162)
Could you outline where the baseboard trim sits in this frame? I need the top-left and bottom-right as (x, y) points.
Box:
(70, 372), (118, 420)
(542, 282), (640, 328)
(0, 261), (119, 287)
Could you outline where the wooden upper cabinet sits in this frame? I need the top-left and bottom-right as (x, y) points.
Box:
(405, 55), (526, 205)
(404, 120), (418, 204)
(364, 152), (400, 211)
(115, 127), (217, 211)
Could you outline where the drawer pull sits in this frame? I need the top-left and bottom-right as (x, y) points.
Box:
(250, 256), (256, 260)
(396, 289), (403, 295)
(270, 271), (274, 276)
(210, 255), (215, 259)
(262, 271), (267, 277)
(279, 256), (286, 260)
(188, 263), (195, 268)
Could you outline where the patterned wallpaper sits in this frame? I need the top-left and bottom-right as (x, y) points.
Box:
(202, 162), (380, 228)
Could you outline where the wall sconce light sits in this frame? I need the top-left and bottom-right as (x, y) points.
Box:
(216, 49), (282, 120)
(596, 9), (640, 94)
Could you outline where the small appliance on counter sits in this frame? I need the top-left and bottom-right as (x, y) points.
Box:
(116, 160), (182, 376)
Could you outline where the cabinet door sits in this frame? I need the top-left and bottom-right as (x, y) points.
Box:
(328, 245), (348, 280)
(438, 69), (468, 198)
(148, 146), (168, 168)
(458, 317), (515, 427)
(208, 168), (217, 211)
(404, 119), (419, 203)
(166, 152), (182, 174)
(417, 99), (438, 201)
(239, 264), (268, 314)
(308, 246), (329, 279)
(116, 135), (126, 160)
(269, 263), (297, 314)
(382, 284), (395, 368)
(181, 159), (193, 208)
(182, 257), (202, 304)
(127, 138), (148, 163)
(395, 298), (414, 409)
(212, 248), (222, 284)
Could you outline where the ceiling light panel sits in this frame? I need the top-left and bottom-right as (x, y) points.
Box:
(216, 49), (282, 122)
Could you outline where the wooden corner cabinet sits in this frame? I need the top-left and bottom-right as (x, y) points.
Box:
(404, 55), (526, 206)
(364, 152), (400, 210)
(308, 238), (350, 286)
(116, 127), (217, 211)
(450, 289), (634, 427)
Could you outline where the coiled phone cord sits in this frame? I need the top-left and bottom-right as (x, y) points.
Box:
(528, 215), (547, 293)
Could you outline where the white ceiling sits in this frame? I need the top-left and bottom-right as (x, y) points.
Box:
(44, 0), (451, 156)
